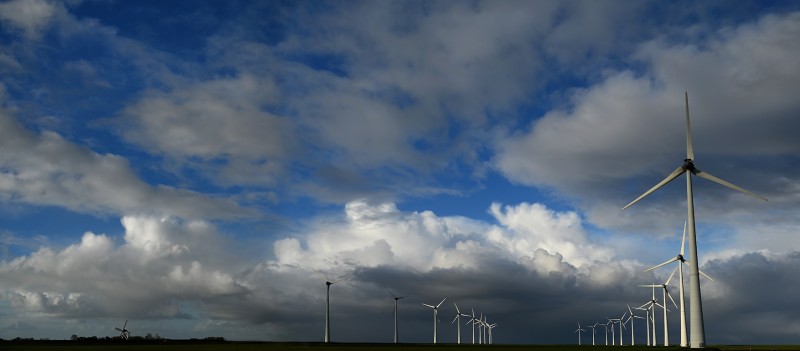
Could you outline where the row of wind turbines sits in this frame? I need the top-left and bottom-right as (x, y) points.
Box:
(321, 271), (499, 344)
(578, 92), (767, 348)
(421, 297), (498, 345)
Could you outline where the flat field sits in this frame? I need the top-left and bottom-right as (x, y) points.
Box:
(0, 341), (797, 351)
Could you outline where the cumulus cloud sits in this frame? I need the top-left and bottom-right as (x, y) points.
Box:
(0, 108), (251, 219)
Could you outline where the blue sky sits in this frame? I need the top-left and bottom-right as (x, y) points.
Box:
(1, 0), (800, 345)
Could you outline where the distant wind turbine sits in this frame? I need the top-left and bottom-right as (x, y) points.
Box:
(386, 288), (405, 343)
(574, 322), (587, 345)
(641, 280), (680, 346)
(451, 303), (470, 344)
(626, 304), (645, 345)
(622, 92), (767, 348)
(587, 322), (597, 346)
(639, 285), (663, 346)
(645, 221), (690, 347)
(487, 322), (498, 344)
(422, 298), (446, 344)
(317, 271), (349, 343)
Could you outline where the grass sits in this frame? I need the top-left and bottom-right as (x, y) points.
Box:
(0, 340), (796, 351)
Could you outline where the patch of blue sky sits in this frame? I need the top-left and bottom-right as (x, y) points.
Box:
(0, 205), (123, 254)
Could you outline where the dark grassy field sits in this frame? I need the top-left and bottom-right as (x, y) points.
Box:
(0, 341), (797, 351)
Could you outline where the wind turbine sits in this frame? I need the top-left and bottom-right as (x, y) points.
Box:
(641, 280), (680, 346)
(639, 285), (663, 347)
(600, 320), (609, 345)
(574, 322), (587, 345)
(626, 304), (645, 345)
(637, 306), (651, 346)
(622, 92), (767, 348)
(645, 221), (689, 347)
(114, 320), (130, 340)
(617, 311), (628, 346)
(468, 308), (477, 344)
(587, 323), (598, 346)
(451, 303), (470, 344)
(487, 322), (498, 344)
(318, 272), (349, 343)
(607, 318), (616, 346)
(422, 298), (446, 344)
(386, 288), (405, 343)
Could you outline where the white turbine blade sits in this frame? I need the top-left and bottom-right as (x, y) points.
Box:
(681, 221), (687, 255)
(452, 315), (459, 324)
(436, 298), (446, 308)
(654, 302), (665, 309)
(627, 304), (634, 315)
(699, 269), (715, 281)
(667, 290), (679, 309)
(693, 168), (768, 201)
(115, 328), (123, 332)
(454, 302), (461, 314)
(665, 265), (680, 285)
(621, 166), (686, 211)
(644, 257), (679, 272)
(422, 303), (435, 308)
(639, 284), (660, 288)
(685, 91), (695, 161)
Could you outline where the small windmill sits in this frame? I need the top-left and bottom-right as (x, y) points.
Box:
(115, 320), (130, 340)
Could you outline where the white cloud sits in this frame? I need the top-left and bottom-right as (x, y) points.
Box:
(0, 0), (59, 40)
(0, 108), (250, 219)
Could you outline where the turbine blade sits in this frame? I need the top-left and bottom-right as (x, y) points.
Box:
(621, 166), (686, 211)
(385, 287), (396, 298)
(123, 320), (127, 329)
(668, 290), (679, 309)
(639, 284), (660, 288)
(693, 168), (767, 201)
(454, 302), (461, 313)
(422, 303), (434, 308)
(665, 265), (679, 285)
(644, 257), (679, 272)
(681, 221), (687, 255)
(685, 91), (695, 161)
(436, 298), (446, 308)
(452, 315), (459, 324)
(699, 269), (715, 281)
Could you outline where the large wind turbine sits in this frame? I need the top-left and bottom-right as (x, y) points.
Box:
(622, 92), (767, 348)
(422, 298), (446, 344)
(487, 322), (498, 344)
(386, 288), (405, 343)
(319, 272), (349, 343)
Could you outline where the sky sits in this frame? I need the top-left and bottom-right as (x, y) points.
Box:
(1, 0), (799, 345)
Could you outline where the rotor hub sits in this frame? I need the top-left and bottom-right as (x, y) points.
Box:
(682, 159), (695, 172)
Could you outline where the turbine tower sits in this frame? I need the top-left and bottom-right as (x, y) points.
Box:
(422, 298), (446, 344)
(386, 288), (405, 343)
(318, 272), (348, 343)
(622, 92), (767, 348)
